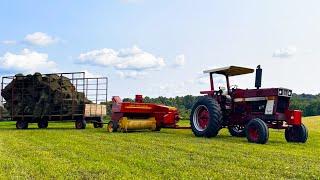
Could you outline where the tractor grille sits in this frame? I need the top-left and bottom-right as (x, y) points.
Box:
(250, 100), (267, 113)
(276, 97), (290, 113)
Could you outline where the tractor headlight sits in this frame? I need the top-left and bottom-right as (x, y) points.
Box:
(278, 89), (283, 95)
(288, 90), (292, 96)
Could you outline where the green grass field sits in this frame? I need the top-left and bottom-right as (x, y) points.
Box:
(0, 117), (319, 179)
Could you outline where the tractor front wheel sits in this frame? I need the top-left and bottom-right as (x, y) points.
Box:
(75, 119), (86, 129)
(16, 120), (28, 129)
(190, 96), (222, 137)
(285, 124), (308, 143)
(228, 125), (246, 137)
(245, 118), (269, 144)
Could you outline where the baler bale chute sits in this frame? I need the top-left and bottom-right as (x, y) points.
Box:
(108, 95), (182, 132)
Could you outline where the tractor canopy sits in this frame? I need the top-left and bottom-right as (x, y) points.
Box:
(203, 66), (254, 76)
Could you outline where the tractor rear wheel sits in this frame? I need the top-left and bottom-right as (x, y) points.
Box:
(285, 124), (308, 143)
(245, 118), (269, 144)
(75, 119), (86, 129)
(228, 125), (246, 137)
(16, 120), (28, 129)
(190, 96), (222, 137)
(38, 119), (48, 129)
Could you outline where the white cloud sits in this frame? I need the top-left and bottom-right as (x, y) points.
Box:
(78, 45), (166, 71)
(0, 49), (57, 73)
(2, 40), (16, 45)
(79, 48), (119, 66)
(81, 70), (100, 78)
(272, 46), (297, 58)
(116, 70), (146, 79)
(172, 54), (185, 67)
(24, 32), (58, 46)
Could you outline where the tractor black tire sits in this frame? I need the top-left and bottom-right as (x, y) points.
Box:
(16, 120), (28, 129)
(228, 125), (246, 137)
(190, 96), (222, 137)
(38, 119), (48, 129)
(285, 124), (308, 143)
(245, 118), (269, 144)
(107, 121), (118, 132)
(75, 119), (86, 129)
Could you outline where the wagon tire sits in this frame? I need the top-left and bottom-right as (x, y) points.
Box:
(38, 119), (48, 129)
(228, 125), (246, 137)
(75, 119), (86, 129)
(285, 124), (308, 143)
(245, 118), (269, 144)
(16, 120), (28, 129)
(190, 96), (222, 137)
(93, 122), (104, 128)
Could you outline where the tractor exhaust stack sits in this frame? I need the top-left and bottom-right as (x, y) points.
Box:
(255, 65), (262, 89)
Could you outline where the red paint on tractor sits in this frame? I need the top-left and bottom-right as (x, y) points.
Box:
(285, 110), (302, 126)
(190, 65), (308, 144)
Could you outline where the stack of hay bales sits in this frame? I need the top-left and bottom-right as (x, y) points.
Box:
(1, 73), (90, 119)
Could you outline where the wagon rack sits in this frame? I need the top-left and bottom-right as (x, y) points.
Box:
(0, 72), (108, 129)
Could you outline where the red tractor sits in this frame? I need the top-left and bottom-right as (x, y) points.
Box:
(190, 65), (308, 144)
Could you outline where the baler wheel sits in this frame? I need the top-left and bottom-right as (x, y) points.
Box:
(154, 126), (161, 131)
(38, 119), (48, 129)
(16, 120), (28, 129)
(245, 118), (269, 144)
(190, 96), (222, 137)
(285, 124), (308, 143)
(228, 125), (246, 137)
(107, 121), (117, 132)
(75, 119), (86, 129)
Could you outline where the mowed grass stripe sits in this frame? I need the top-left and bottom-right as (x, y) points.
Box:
(0, 117), (319, 179)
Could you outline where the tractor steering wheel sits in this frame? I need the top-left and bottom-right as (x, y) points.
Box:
(231, 85), (238, 93)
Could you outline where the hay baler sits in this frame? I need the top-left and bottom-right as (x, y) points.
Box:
(107, 95), (181, 132)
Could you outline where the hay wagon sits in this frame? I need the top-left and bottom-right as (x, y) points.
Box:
(1, 72), (108, 129)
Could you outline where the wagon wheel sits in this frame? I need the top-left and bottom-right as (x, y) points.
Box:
(93, 118), (104, 128)
(16, 120), (28, 129)
(75, 119), (86, 129)
(38, 119), (48, 129)
(93, 122), (104, 128)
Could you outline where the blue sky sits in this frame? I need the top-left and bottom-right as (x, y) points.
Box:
(0, 0), (319, 99)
